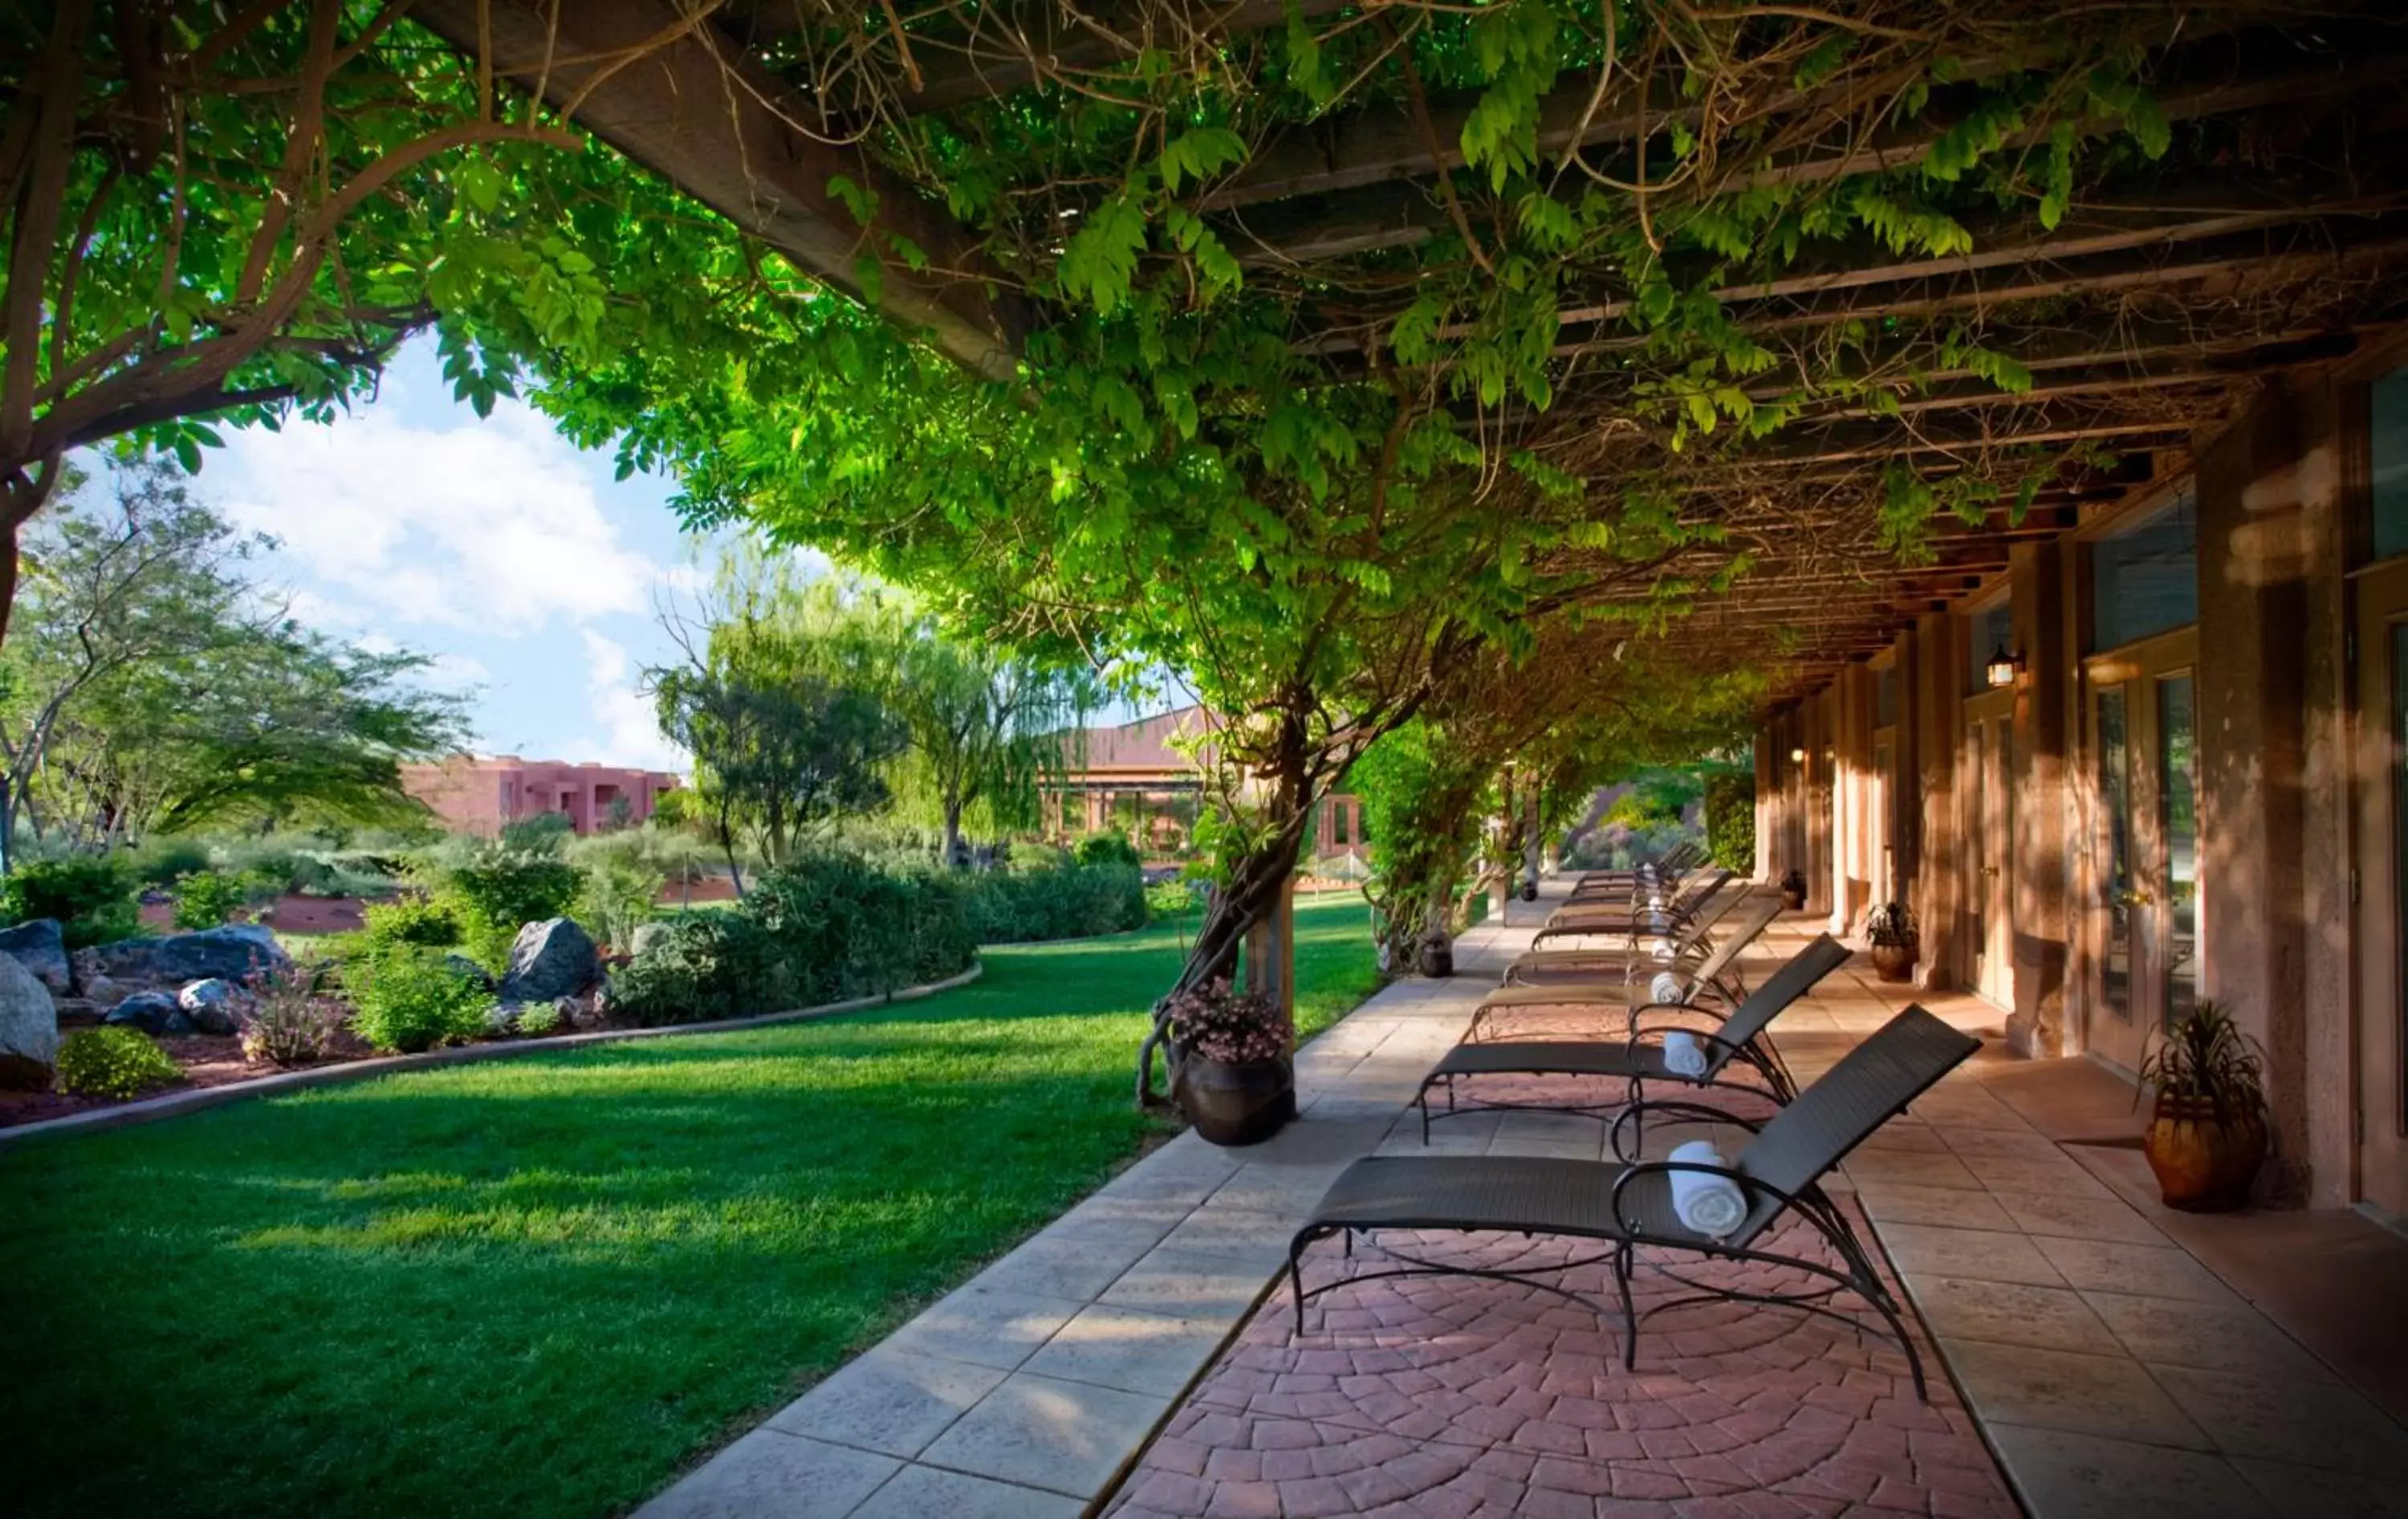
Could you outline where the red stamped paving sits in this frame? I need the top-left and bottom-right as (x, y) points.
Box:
(1109, 1196), (2012, 1519)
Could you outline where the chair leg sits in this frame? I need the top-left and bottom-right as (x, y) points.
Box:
(1287, 1234), (1312, 1338)
(1869, 1284), (1930, 1402)
(1613, 1242), (1637, 1371)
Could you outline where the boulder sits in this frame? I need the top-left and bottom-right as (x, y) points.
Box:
(498, 918), (598, 1004)
(177, 979), (245, 1036)
(628, 921), (674, 959)
(441, 954), (497, 992)
(82, 925), (290, 988)
(0, 951), (59, 1090)
(0, 918), (71, 995)
(104, 991), (184, 1036)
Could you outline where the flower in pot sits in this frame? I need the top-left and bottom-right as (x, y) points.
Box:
(1167, 977), (1297, 1146)
(1863, 900), (1919, 983)
(2136, 1000), (2269, 1212)
(1779, 869), (1808, 910)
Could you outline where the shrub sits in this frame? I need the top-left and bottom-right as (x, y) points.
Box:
(512, 1002), (564, 1036)
(344, 947), (496, 1053)
(358, 895), (463, 951)
(571, 837), (665, 951)
(1163, 978), (1287, 1063)
(240, 964), (347, 1066)
(608, 853), (977, 1026)
(1, 855), (139, 948)
(1145, 878), (1200, 919)
(439, 849), (584, 970)
(962, 862), (1148, 944)
(129, 837), (212, 888)
(1073, 832), (1141, 868)
(173, 869), (256, 930)
(500, 813), (575, 855)
(1702, 772), (1756, 874)
(55, 1026), (181, 1099)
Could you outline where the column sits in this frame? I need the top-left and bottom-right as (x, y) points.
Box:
(1911, 609), (1961, 989)
(2194, 379), (2351, 1203)
(2007, 540), (2073, 1057)
(1754, 729), (1778, 883)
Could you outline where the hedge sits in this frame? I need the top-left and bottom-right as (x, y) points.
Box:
(1702, 772), (1757, 874)
(962, 862), (1148, 943)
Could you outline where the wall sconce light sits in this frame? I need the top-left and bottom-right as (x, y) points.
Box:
(1985, 645), (2023, 690)
(1788, 746), (1808, 764)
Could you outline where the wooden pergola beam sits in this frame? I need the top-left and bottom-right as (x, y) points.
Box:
(410, 0), (1019, 381)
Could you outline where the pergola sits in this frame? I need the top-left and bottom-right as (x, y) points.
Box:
(409, 2), (2408, 705)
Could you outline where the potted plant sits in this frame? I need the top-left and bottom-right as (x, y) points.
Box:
(1418, 931), (1454, 978)
(1864, 900), (1918, 983)
(1780, 869), (1808, 910)
(1168, 977), (1296, 1146)
(2136, 1000), (2269, 1212)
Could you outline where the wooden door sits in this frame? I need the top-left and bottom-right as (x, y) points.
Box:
(2353, 561), (2408, 1216)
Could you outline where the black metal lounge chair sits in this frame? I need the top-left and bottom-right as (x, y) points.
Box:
(1284, 1004), (1979, 1399)
(1419, 935), (1854, 1146)
(1500, 892), (1782, 1000)
(1560, 859), (1719, 911)
(1540, 867), (1734, 939)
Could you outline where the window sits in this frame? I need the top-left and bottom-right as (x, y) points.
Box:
(2091, 494), (2199, 651)
(1874, 665), (1899, 728)
(1967, 602), (2013, 694)
(2375, 368), (2408, 561)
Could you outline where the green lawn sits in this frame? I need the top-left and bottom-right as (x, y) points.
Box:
(0, 895), (1379, 1519)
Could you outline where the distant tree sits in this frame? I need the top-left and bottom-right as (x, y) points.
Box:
(651, 560), (906, 895)
(0, 463), (465, 863)
(881, 626), (1100, 869)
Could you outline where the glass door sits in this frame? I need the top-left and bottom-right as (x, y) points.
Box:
(2084, 632), (2200, 1072)
(2353, 562), (2408, 1218)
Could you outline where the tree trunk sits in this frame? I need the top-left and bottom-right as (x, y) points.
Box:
(0, 776), (14, 877)
(942, 801), (966, 869)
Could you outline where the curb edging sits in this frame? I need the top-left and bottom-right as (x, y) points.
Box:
(0, 960), (985, 1150)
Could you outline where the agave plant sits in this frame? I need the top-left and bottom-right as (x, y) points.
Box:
(2136, 1000), (2268, 1124)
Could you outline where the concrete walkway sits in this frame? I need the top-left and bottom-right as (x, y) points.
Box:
(635, 911), (1530, 1519)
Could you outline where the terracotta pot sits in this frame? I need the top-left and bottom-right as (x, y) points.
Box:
(1868, 941), (1918, 983)
(1780, 888), (1808, 911)
(2143, 1093), (2268, 1212)
(1177, 1054), (1296, 1146)
(1520, 883), (1539, 902)
(1418, 936), (1455, 978)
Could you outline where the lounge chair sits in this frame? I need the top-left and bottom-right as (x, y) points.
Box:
(1501, 892), (1782, 996)
(1536, 869), (1736, 945)
(1283, 1004), (1978, 1399)
(1418, 935), (1853, 1147)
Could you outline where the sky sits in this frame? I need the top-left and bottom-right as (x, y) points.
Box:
(202, 338), (710, 775)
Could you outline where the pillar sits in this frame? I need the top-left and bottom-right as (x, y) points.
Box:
(1245, 874), (1299, 1022)
(1753, 728), (1778, 883)
(2194, 379), (2351, 1204)
(1911, 609), (1962, 989)
(2007, 540), (2074, 1057)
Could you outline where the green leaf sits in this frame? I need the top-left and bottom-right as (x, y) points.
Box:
(1159, 127), (1247, 194)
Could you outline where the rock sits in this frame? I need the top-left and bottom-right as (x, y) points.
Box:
(103, 991), (183, 1036)
(441, 954), (497, 992)
(0, 951), (59, 1090)
(83, 925), (290, 988)
(498, 918), (598, 1004)
(0, 918), (71, 995)
(78, 973), (121, 1008)
(484, 1003), (522, 1036)
(177, 979), (244, 1036)
(628, 921), (674, 959)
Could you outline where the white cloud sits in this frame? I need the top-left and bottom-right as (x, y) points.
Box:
(220, 399), (667, 633)
(580, 629), (686, 773)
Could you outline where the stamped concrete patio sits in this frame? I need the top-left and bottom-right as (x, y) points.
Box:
(638, 883), (2408, 1518)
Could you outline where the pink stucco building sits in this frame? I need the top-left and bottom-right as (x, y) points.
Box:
(401, 756), (682, 837)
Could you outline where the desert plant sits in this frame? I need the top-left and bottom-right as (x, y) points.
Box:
(0, 854), (138, 947)
(358, 895), (463, 951)
(571, 836), (665, 951)
(1164, 977), (1287, 1064)
(499, 812), (575, 855)
(2138, 1000), (2268, 1125)
(1864, 901), (1918, 947)
(344, 947), (495, 1053)
(54, 1026), (181, 1099)
(173, 869), (256, 930)
(239, 963), (346, 1066)
(128, 836), (212, 888)
(1073, 832), (1141, 868)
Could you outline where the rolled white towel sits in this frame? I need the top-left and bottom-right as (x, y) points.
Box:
(1668, 1139), (1748, 1238)
(1649, 936), (1678, 961)
(1649, 971), (1686, 1007)
(1662, 1028), (1710, 1078)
